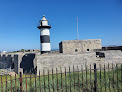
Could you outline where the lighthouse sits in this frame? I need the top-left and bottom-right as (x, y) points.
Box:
(37, 15), (51, 54)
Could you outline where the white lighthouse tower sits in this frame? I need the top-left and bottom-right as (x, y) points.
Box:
(37, 15), (51, 54)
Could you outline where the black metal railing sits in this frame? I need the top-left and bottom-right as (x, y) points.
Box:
(37, 22), (51, 28)
(0, 63), (122, 92)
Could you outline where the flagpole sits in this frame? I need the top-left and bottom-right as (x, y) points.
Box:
(77, 16), (79, 40)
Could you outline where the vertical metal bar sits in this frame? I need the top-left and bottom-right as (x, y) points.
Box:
(39, 71), (41, 92)
(77, 65), (80, 92)
(65, 67), (67, 92)
(48, 69), (50, 92)
(26, 74), (27, 92)
(15, 74), (17, 92)
(108, 63), (110, 92)
(52, 68), (54, 92)
(43, 69), (45, 92)
(99, 64), (102, 92)
(112, 63), (115, 91)
(104, 64), (106, 92)
(81, 65), (84, 92)
(94, 63), (97, 92)
(61, 67), (63, 92)
(20, 72), (22, 92)
(6, 75), (7, 92)
(69, 66), (71, 92)
(73, 65), (75, 91)
(10, 75), (12, 92)
(121, 64), (122, 92)
(30, 73), (32, 92)
(90, 64), (92, 92)
(121, 64), (122, 85)
(56, 68), (58, 92)
(1, 75), (3, 92)
(116, 64), (119, 91)
(120, 64), (122, 92)
(35, 73), (37, 92)
(86, 64), (88, 92)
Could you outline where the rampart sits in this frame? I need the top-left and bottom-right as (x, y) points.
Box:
(37, 52), (96, 75)
(0, 50), (122, 75)
(0, 52), (37, 74)
(0, 54), (23, 74)
(37, 50), (122, 75)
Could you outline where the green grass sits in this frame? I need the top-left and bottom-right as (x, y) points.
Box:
(0, 68), (122, 92)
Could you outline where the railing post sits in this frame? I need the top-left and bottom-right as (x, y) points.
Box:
(1, 75), (3, 92)
(15, 74), (17, 92)
(10, 75), (12, 92)
(94, 63), (97, 92)
(20, 72), (22, 92)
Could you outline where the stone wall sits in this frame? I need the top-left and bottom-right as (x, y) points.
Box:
(0, 54), (24, 74)
(0, 50), (121, 75)
(0, 54), (13, 69)
(59, 39), (102, 53)
(0, 52), (37, 74)
(14, 54), (23, 74)
(37, 52), (96, 75)
(37, 50), (122, 75)
(20, 53), (36, 73)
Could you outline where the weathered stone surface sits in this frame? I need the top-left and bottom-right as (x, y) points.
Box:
(37, 52), (95, 75)
(59, 39), (102, 53)
(37, 50), (122, 75)
(0, 52), (36, 74)
(0, 50), (122, 75)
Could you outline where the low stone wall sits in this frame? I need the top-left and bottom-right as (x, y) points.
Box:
(100, 50), (122, 58)
(37, 52), (96, 75)
(0, 50), (121, 75)
(37, 50), (122, 75)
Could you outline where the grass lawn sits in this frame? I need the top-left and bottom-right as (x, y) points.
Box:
(0, 66), (122, 92)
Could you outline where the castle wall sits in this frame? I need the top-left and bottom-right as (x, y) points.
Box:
(99, 50), (122, 59)
(0, 54), (13, 69)
(0, 50), (121, 75)
(59, 39), (102, 53)
(14, 54), (23, 74)
(0, 52), (37, 74)
(0, 54), (23, 74)
(37, 50), (122, 75)
(37, 52), (96, 75)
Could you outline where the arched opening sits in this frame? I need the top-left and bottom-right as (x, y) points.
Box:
(20, 53), (36, 73)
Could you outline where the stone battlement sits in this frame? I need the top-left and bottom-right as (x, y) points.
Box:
(0, 53), (24, 74)
(0, 54), (14, 62)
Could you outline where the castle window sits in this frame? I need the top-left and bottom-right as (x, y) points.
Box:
(87, 49), (89, 51)
(75, 49), (78, 52)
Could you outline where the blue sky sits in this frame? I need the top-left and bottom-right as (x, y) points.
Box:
(0, 0), (122, 51)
